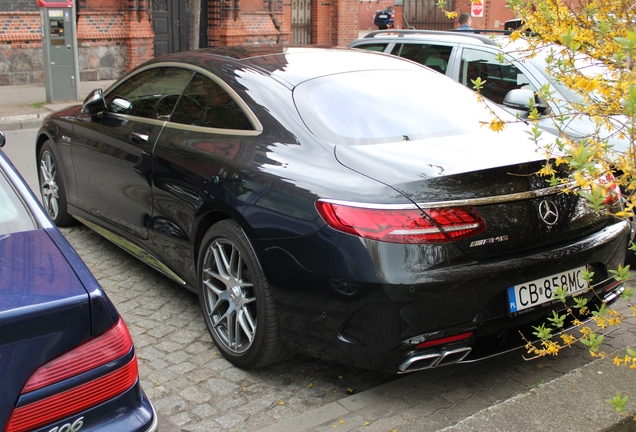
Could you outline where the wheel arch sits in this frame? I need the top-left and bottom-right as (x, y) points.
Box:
(193, 210), (232, 274)
(35, 131), (52, 164)
(192, 208), (268, 280)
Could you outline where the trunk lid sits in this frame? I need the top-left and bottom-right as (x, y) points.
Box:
(334, 129), (610, 260)
(0, 230), (90, 427)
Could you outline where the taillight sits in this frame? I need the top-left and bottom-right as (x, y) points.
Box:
(316, 201), (486, 243)
(5, 319), (138, 432)
(23, 318), (133, 392)
(416, 332), (473, 349)
(597, 173), (621, 205)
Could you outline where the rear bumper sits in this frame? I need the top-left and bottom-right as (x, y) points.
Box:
(32, 382), (157, 432)
(261, 220), (629, 373)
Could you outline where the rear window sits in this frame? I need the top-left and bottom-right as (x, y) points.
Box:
(0, 172), (36, 234)
(294, 69), (511, 145)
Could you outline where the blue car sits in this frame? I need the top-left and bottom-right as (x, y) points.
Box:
(373, 8), (394, 30)
(0, 130), (156, 432)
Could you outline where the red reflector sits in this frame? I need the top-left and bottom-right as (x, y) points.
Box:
(416, 332), (473, 349)
(316, 201), (486, 244)
(23, 318), (133, 393)
(6, 356), (139, 432)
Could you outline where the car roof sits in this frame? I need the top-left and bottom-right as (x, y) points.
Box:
(353, 30), (536, 57)
(358, 30), (504, 46)
(141, 46), (429, 87)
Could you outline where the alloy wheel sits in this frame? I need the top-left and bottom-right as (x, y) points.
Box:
(201, 238), (257, 353)
(40, 150), (60, 220)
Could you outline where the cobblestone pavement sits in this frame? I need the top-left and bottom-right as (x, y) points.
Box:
(61, 225), (397, 431)
(61, 224), (636, 432)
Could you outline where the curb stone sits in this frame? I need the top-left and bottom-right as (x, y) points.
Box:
(0, 114), (46, 131)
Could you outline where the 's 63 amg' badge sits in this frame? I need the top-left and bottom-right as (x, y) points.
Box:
(470, 235), (509, 247)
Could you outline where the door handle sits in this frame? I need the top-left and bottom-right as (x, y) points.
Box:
(130, 132), (149, 145)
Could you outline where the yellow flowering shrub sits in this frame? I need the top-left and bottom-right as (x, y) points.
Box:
(437, 0), (636, 415)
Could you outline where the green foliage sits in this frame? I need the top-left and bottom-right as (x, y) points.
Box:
(436, 0), (636, 416)
(580, 331), (604, 352)
(573, 296), (588, 314)
(606, 392), (629, 413)
(609, 264), (631, 282)
(547, 310), (566, 329)
(470, 77), (486, 92)
(554, 286), (569, 302)
(532, 323), (553, 340)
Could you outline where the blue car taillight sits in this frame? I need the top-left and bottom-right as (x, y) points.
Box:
(5, 318), (138, 432)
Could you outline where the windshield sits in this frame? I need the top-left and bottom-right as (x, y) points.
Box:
(294, 69), (513, 145)
(527, 46), (611, 105)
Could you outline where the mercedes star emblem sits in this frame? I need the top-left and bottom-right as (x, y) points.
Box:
(538, 199), (559, 225)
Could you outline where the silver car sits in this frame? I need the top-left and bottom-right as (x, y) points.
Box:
(349, 30), (627, 152)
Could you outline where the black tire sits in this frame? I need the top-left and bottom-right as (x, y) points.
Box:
(38, 141), (76, 227)
(198, 220), (290, 368)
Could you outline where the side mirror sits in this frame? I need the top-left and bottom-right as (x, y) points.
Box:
(82, 89), (107, 116)
(503, 88), (550, 115)
(109, 97), (133, 115)
(503, 88), (535, 111)
(0, 130), (5, 148)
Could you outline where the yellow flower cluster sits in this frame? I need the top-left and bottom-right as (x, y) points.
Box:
(613, 355), (636, 370)
(488, 119), (506, 132)
(560, 334), (577, 347)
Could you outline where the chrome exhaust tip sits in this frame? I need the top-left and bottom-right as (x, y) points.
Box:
(398, 346), (472, 373)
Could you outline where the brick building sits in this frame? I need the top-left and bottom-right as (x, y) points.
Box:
(0, 0), (516, 87)
(0, 0), (360, 86)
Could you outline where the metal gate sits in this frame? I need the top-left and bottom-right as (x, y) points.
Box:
(403, 0), (455, 30)
(291, 0), (311, 44)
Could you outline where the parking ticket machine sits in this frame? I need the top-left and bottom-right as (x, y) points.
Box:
(36, 0), (80, 102)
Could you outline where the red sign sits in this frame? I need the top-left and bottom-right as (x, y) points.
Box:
(36, 0), (73, 7)
(471, 0), (484, 17)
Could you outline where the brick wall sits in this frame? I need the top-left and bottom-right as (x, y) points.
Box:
(1, 0), (518, 84)
(310, 0), (357, 46)
(0, 0), (155, 85)
(333, 0), (358, 45)
(0, 1), (38, 12)
(0, 12), (43, 85)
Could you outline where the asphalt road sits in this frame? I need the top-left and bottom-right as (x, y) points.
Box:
(3, 128), (636, 432)
(3, 129), (39, 197)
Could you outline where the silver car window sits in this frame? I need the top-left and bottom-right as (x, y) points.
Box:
(395, 43), (453, 74)
(460, 48), (537, 105)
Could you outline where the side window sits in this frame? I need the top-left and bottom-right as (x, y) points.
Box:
(171, 73), (253, 130)
(459, 49), (536, 104)
(0, 173), (37, 235)
(105, 67), (193, 120)
(395, 44), (453, 73)
(354, 43), (389, 53)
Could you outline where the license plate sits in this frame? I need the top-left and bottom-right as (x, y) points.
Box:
(507, 266), (588, 313)
(378, 14), (388, 18)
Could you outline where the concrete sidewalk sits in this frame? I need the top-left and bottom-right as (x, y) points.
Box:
(0, 79), (115, 130)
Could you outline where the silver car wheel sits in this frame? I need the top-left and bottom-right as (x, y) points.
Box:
(40, 150), (60, 220)
(202, 238), (257, 353)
